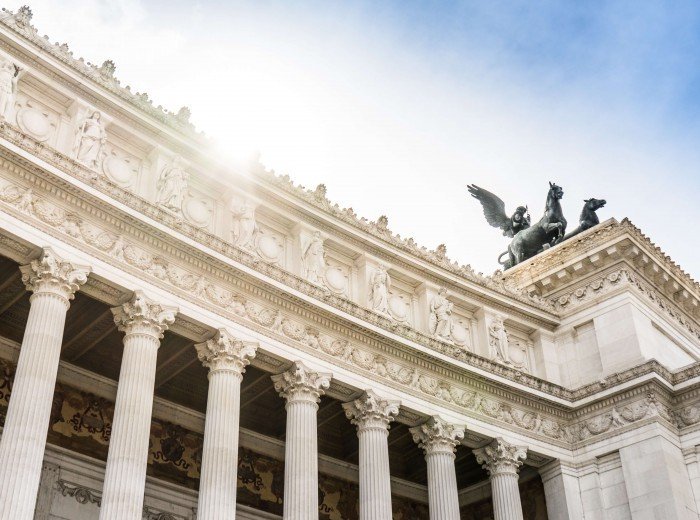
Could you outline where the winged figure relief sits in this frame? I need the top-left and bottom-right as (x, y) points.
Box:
(467, 184), (531, 238)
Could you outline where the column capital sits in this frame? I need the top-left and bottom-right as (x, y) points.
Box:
(473, 438), (527, 476)
(410, 416), (465, 456)
(272, 360), (331, 404)
(343, 389), (400, 432)
(195, 329), (257, 377)
(20, 247), (90, 302)
(111, 291), (177, 339)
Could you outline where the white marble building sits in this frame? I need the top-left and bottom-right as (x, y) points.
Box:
(0, 6), (699, 520)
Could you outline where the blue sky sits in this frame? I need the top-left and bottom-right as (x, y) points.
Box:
(12, 0), (700, 277)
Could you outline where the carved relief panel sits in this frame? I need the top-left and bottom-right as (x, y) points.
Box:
(227, 195), (287, 266)
(386, 273), (416, 325)
(450, 307), (474, 352)
(7, 67), (87, 158)
(101, 143), (141, 189)
(254, 223), (286, 265)
(484, 313), (533, 373)
(13, 95), (59, 145)
(323, 243), (355, 299)
(506, 328), (533, 373)
(182, 186), (215, 230)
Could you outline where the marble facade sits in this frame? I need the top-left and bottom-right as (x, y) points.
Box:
(0, 6), (699, 520)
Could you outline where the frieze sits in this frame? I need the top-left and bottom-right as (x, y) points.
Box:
(0, 154), (574, 410)
(552, 267), (700, 341)
(55, 479), (190, 519)
(252, 163), (552, 311)
(3, 129), (700, 447)
(675, 404), (700, 428)
(56, 479), (101, 507)
(570, 385), (677, 443)
(0, 124), (566, 399)
(503, 218), (699, 299)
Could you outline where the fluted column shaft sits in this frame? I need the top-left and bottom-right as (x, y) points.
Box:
(99, 292), (176, 520)
(473, 438), (527, 520)
(491, 469), (524, 520)
(196, 330), (257, 520)
(426, 451), (460, 519)
(358, 424), (392, 519)
(272, 361), (331, 520)
(343, 390), (400, 520)
(411, 416), (464, 520)
(0, 249), (89, 520)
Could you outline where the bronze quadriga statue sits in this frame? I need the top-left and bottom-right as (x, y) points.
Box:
(468, 182), (607, 270)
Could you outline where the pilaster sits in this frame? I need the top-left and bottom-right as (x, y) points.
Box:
(538, 460), (584, 520)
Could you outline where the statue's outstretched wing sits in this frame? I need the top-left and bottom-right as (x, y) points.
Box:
(467, 185), (511, 233)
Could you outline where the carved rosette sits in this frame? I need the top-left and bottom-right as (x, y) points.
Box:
(195, 329), (257, 377)
(111, 290), (177, 340)
(473, 438), (527, 476)
(271, 361), (332, 405)
(410, 416), (465, 456)
(19, 247), (90, 303)
(343, 389), (400, 433)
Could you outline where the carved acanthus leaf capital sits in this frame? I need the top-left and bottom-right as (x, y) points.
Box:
(195, 329), (257, 376)
(343, 389), (400, 432)
(112, 290), (177, 339)
(473, 438), (527, 476)
(410, 416), (465, 455)
(20, 247), (90, 302)
(271, 361), (332, 404)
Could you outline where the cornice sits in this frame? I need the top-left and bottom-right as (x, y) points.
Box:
(550, 265), (700, 343)
(503, 218), (699, 300)
(0, 8), (202, 141)
(249, 165), (556, 314)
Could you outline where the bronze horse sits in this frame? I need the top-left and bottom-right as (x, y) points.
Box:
(499, 182), (566, 269)
(563, 198), (606, 240)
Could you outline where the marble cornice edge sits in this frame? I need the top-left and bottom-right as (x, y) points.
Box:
(0, 11), (202, 140)
(504, 218), (699, 299)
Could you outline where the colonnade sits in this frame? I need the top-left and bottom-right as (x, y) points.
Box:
(0, 248), (530, 520)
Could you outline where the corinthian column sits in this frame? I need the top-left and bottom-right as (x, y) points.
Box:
(195, 329), (257, 520)
(0, 248), (89, 520)
(99, 292), (176, 520)
(272, 361), (332, 520)
(410, 416), (464, 520)
(473, 438), (528, 520)
(342, 390), (400, 520)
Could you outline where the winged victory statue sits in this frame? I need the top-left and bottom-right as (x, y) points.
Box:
(467, 184), (531, 238)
